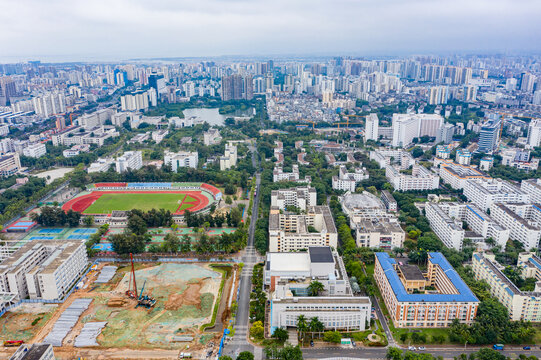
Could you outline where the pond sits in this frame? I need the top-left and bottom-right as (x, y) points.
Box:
(183, 107), (254, 126)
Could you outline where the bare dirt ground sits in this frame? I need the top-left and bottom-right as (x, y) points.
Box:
(13, 262), (238, 359)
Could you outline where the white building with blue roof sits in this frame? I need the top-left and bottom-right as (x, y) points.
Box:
(374, 252), (479, 328)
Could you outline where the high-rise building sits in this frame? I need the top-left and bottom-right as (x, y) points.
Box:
(463, 85), (477, 102)
(436, 123), (454, 144)
(429, 86), (449, 105)
(520, 72), (536, 93)
(364, 113), (379, 142)
(243, 75), (254, 100)
(477, 119), (501, 153)
(221, 75), (243, 101)
(391, 113), (444, 147)
(527, 119), (541, 148)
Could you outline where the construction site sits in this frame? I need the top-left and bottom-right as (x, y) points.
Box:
(1, 259), (238, 359)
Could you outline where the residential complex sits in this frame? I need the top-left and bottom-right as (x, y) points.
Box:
(270, 186), (317, 211)
(268, 205), (337, 252)
(391, 113), (444, 147)
(472, 252), (541, 322)
(22, 142), (46, 158)
(374, 252), (479, 328)
(381, 190), (398, 212)
(354, 218), (405, 249)
(522, 179), (541, 204)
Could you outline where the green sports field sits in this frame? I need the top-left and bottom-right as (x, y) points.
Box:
(83, 193), (192, 214)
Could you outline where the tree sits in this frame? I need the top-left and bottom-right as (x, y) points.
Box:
(110, 233), (146, 254)
(250, 321), (264, 340)
(471, 348), (506, 360)
(411, 147), (424, 158)
(164, 233), (180, 253)
(296, 315), (308, 342)
(180, 234), (191, 253)
(386, 347), (403, 360)
(127, 214), (147, 236)
(83, 216), (94, 226)
(272, 327), (289, 342)
(225, 196), (233, 205)
(308, 317), (325, 338)
(323, 330), (341, 343)
(307, 281), (325, 296)
(219, 357), (233, 360)
(230, 208), (242, 227)
(236, 351), (254, 360)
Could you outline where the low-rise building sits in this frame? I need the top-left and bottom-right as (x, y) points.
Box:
(87, 158), (114, 173)
(375, 252), (479, 328)
(425, 202), (465, 250)
(268, 205), (337, 252)
(115, 151), (143, 173)
(341, 192), (389, 221)
(490, 203), (541, 250)
(63, 144), (90, 158)
(438, 160), (489, 189)
(472, 252), (541, 322)
(203, 128), (222, 145)
(386, 165), (440, 191)
(220, 142), (237, 171)
(0, 152), (21, 177)
(381, 190), (398, 212)
(9, 343), (54, 360)
(354, 218), (405, 249)
(0, 240), (88, 301)
(22, 142), (46, 158)
(267, 247), (371, 333)
(331, 165), (369, 192)
(273, 165), (311, 183)
(521, 179), (541, 204)
(435, 145), (451, 159)
(464, 178), (530, 211)
(164, 151), (198, 171)
(479, 156), (494, 171)
(456, 149), (472, 165)
(271, 186), (317, 211)
(151, 129), (169, 144)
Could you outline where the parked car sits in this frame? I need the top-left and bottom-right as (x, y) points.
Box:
(418, 347), (426, 351)
(352, 340), (356, 347)
(408, 346), (416, 351)
(523, 346), (531, 350)
(310, 340), (314, 347)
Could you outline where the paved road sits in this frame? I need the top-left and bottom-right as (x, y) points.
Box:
(303, 346), (540, 359)
(223, 145), (262, 359)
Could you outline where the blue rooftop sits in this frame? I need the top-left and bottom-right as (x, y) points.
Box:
(376, 252), (479, 303)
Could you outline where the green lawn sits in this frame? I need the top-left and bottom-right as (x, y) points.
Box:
(184, 195), (197, 202)
(178, 202), (196, 211)
(84, 193), (186, 214)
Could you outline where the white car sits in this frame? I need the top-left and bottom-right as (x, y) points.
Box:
(418, 347), (426, 351)
(408, 346), (416, 351)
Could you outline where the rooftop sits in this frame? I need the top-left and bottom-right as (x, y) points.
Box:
(309, 246), (334, 263)
(266, 252), (311, 273)
(376, 252), (478, 303)
(398, 264), (426, 281)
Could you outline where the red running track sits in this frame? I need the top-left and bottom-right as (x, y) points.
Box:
(62, 190), (210, 215)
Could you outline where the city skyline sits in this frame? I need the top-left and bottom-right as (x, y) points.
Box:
(1, 0), (541, 62)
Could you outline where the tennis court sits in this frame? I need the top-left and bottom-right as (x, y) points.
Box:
(30, 236), (55, 240)
(38, 228), (64, 234)
(74, 228), (98, 234)
(67, 234), (91, 240)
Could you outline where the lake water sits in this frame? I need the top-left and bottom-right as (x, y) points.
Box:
(182, 107), (254, 126)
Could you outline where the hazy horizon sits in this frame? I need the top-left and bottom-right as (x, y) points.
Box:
(1, 0), (540, 63)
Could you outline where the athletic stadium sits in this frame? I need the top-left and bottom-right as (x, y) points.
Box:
(62, 182), (222, 225)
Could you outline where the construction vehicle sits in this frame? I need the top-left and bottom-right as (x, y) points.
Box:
(136, 280), (156, 309)
(4, 340), (24, 347)
(125, 253), (156, 309)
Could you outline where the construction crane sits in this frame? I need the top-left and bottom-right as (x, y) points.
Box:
(125, 254), (156, 308)
(125, 253), (138, 300)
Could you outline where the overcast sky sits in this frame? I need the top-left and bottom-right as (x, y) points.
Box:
(1, 0), (540, 62)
